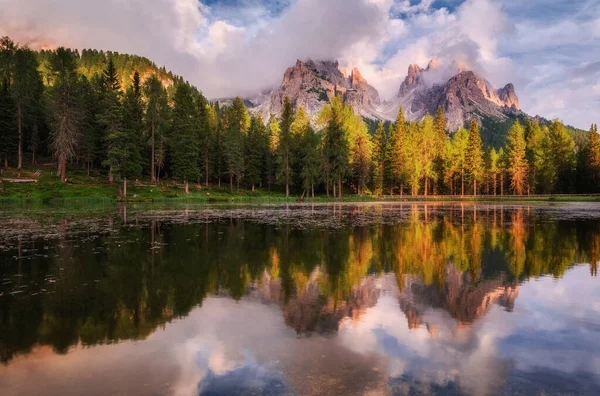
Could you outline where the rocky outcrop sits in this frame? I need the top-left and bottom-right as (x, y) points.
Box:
(245, 58), (521, 132)
(250, 59), (381, 121)
(382, 62), (522, 130)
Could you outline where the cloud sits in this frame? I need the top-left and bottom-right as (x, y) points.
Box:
(0, 0), (598, 128)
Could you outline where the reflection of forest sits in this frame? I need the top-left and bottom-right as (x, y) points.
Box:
(1, 205), (598, 363)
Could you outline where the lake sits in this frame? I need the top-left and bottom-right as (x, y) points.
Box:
(1, 202), (599, 396)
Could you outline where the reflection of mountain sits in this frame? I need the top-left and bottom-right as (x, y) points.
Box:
(398, 264), (519, 329)
(1, 204), (599, 364)
(249, 270), (381, 334)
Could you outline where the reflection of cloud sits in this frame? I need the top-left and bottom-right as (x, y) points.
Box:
(198, 355), (291, 396)
(337, 267), (600, 395)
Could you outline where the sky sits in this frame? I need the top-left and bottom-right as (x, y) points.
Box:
(0, 0), (598, 128)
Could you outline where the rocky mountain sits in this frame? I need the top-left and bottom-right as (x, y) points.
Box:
(244, 58), (522, 132)
(379, 61), (522, 130)
(249, 59), (381, 121)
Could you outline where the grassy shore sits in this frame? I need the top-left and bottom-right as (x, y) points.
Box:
(2, 166), (600, 203)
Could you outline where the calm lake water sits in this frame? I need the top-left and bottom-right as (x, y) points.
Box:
(1, 202), (600, 396)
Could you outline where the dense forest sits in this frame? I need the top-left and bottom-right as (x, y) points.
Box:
(1, 36), (599, 196)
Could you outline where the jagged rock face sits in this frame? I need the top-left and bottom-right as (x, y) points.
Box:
(252, 59), (381, 121)
(384, 63), (522, 131)
(246, 58), (521, 132)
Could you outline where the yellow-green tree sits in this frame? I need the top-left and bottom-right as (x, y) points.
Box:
(465, 119), (484, 195)
(505, 120), (528, 195)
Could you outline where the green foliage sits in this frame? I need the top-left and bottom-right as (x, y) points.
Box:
(276, 96), (295, 196)
(505, 120), (528, 195)
(465, 119), (484, 194)
(169, 83), (200, 181)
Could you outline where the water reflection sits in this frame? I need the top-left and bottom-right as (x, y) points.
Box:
(0, 203), (599, 395)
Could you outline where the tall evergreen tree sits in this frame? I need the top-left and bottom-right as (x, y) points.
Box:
(197, 96), (213, 186)
(372, 121), (386, 195)
(223, 97), (249, 192)
(12, 47), (43, 169)
(505, 120), (528, 195)
(547, 120), (576, 193)
(48, 48), (83, 182)
(169, 83), (199, 182)
(320, 96), (348, 198)
(119, 71), (144, 180)
(524, 119), (543, 194)
(386, 107), (406, 195)
(143, 74), (169, 182)
(465, 119), (484, 195)
(245, 115), (266, 191)
(98, 58), (123, 182)
(300, 122), (320, 198)
(0, 80), (16, 168)
(276, 96), (295, 197)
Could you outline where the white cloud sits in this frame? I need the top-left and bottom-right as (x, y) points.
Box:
(0, 0), (598, 128)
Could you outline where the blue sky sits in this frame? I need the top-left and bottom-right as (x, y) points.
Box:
(1, 0), (598, 127)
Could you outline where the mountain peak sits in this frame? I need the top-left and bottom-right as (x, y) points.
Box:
(350, 67), (367, 86)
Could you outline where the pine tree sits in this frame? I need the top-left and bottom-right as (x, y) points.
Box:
(223, 97), (249, 192)
(386, 107), (406, 195)
(320, 96), (348, 198)
(547, 120), (576, 193)
(48, 48), (83, 182)
(524, 119), (543, 194)
(143, 74), (169, 182)
(98, 58), (123, 182)
(505, 120), (528, 195)
(0, 79), (16, 168)
(245, 115), (265, 191)
(119, 71), (144, 180)
(79, 75), (102, 176)
(465, 119), (484, 195)
(352, 122), (371, 196)
(419, 116), (437, 196)
(197, 95), (213, 186)
(300, 123), (320, 198)
(169, 83), (199, 182)
(433, 106), (447, 193)
(12, 47), (43, 169)
(276, 96), (295, 197)
(487, 148), (500, 196)
(372, 121), (386, 195)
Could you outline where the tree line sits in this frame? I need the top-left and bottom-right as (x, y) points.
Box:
(1, 37), (599, 196)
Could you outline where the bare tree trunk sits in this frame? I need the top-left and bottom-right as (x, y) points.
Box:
(252, 184), (255, 192)
(17, 103), (22, 170)
(286, 183), (289, 197)
(311, 183), (314, 199)
(229, 173), (233, 193)
(205, 157), (209, 187)
(60, 156), (67, 183)
(123, 178), (127, 197)
(493, 174), (497, 196)
(424, 176), (429, 197)
(461, 168), (465, 197)
(333, 183), (336, 198)
(151, 113), (156, 182)
(326, 182), (329, 198)
(4, 158), (7, 168)
(87, 161), (90, 178)
(473, 179), (477, 196)
(185, 181), (189, 194)
(338, 171), (342, 198)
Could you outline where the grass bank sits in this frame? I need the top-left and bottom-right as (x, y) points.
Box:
(2, 167), (600, 203)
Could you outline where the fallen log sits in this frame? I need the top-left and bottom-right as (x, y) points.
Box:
(1, 178), (38, 183)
